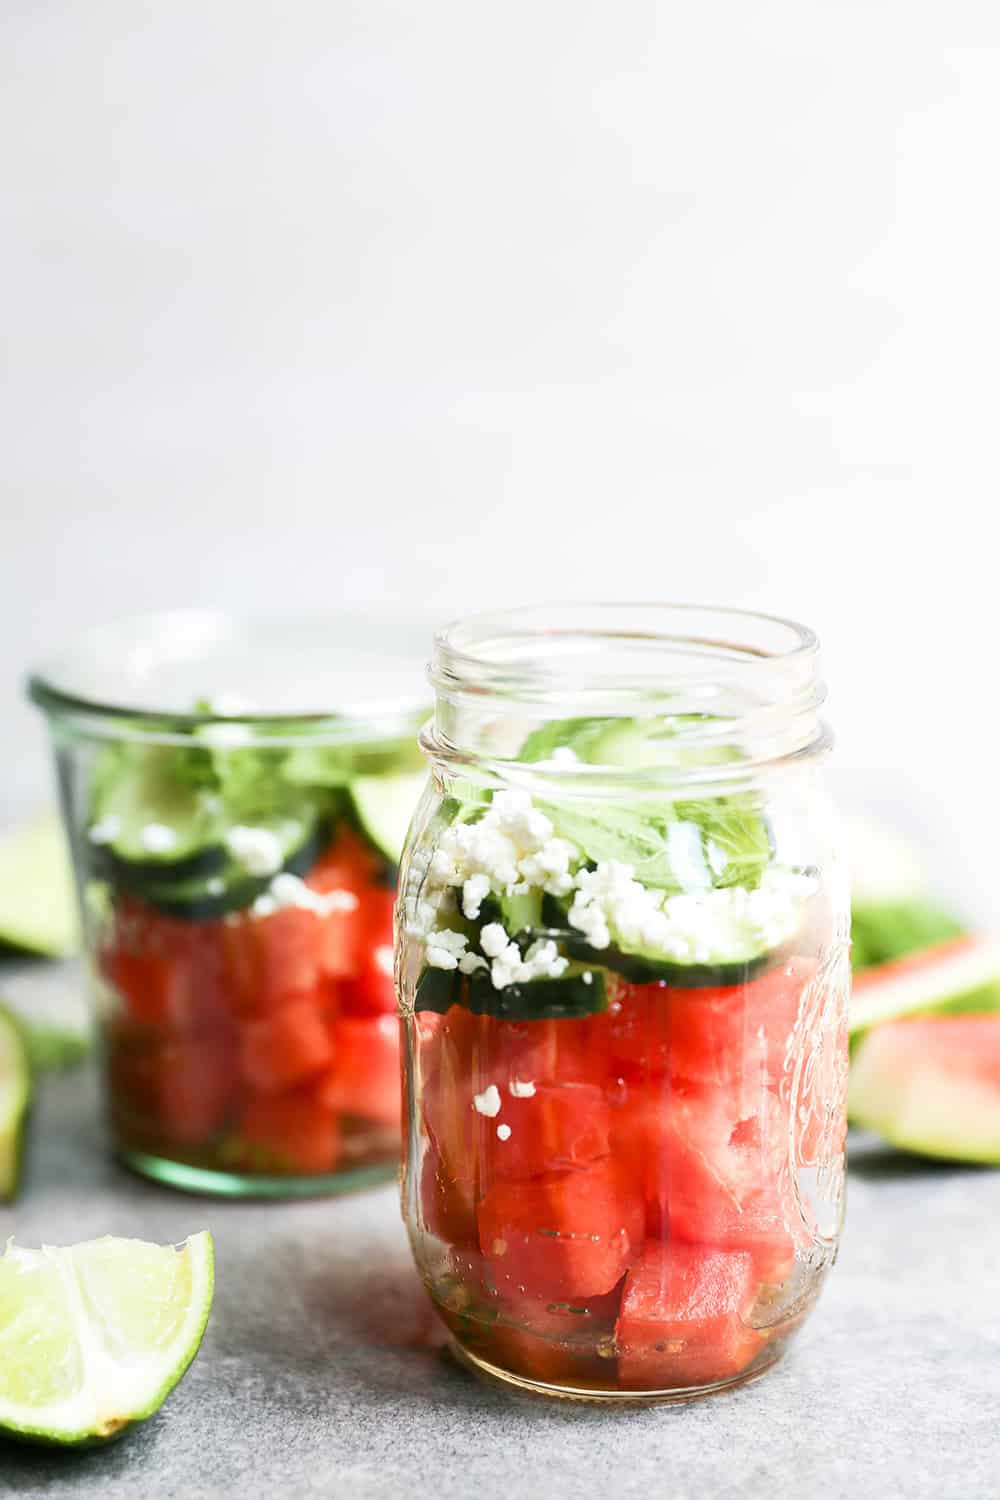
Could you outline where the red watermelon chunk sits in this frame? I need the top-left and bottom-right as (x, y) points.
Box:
(238, 1084), (341, 1174)
(616, 1242), (764, 1390)
(665, 1086), (802, 1284)
(478, 1160), (644, 1301)
(318, 1015), (401, 1125)
(488, 1284), (622, 1387)
(484, 1081), (611, 1184)
(239, 998), (334, 1092)
(667, 959), (814, 1091)
(223, 906), (322, 1014)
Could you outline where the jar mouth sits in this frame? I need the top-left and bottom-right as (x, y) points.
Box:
(427, 602), (828, 781)
(433, 602), (817, 693)
(28, 608), (431, 745)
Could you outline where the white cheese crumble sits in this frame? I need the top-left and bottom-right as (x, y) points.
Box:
(568, 862), (816, 965)
(198, 722), (253, 749)
(496, 1123), (512, 1141)
(412, 789), (815, 986)
(226, 825), (284, 876)
(473, 1085), (502, 1117)
(509, 1078), (535, 1098)
(252, 872), (359, 919)
(374, 944), (394, 977)
(409, 790), (580, 945)
(88, 816), (121, 846)
(476, 922), (569, 990)
(140, 823), (177, 853)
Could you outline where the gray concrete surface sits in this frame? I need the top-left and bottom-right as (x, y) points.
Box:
(1, 959), (997, 1500)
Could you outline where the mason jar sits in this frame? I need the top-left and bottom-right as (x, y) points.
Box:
(397, 604), (850, 1401)
(29, 610), (427, 1197)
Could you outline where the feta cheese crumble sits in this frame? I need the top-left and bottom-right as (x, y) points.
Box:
(496, 1123), (512, 1141)
(411, 789), (814, 987)
(568, 862), (816, 966)
(473, 1085), (502, 1118)
(226, 825), (284, 876)
(198, 722), (253, 749)
(509, 1078), (535, 1098)
(252, 872), (360, 919)
(140, 823), (177, 854)
(88, 816), (121, 846)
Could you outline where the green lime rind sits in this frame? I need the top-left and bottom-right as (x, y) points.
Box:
(0, 1231), (214, 1446)
(0, 1005), (31, 1203)
(20, 1023), (91, 1075)
(0, 816), (79, 958)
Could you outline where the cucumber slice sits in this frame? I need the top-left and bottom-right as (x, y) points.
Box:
(0, 1005), (31, 1202)
(349, 771), (426, 865)
(536, 876), (805, 989)
(88, 746), (223, 880)
(554, 930), (783, 989)
(481, 888), (543, 937)
(0, 815), (79, 957)
(519, 714), (743, 772)
(414, 964), (607, 1021)
(134, 815), (327, 921)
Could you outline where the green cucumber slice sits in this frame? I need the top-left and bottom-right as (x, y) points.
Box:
(88, 746), (224, 879)
(414, 963), (607, 1020)
(554, 930), (783, 989)
(132, 815), (327, 921)
(536, 890), (795, 988)
(480, 888), (544, 938)
(349, 771), (426, 865)
(0, 1004), (31, 1202)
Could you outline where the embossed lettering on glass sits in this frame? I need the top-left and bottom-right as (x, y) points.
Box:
(397, 604), (849, 1401)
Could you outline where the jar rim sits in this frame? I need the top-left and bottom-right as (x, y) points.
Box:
(27, 607), (431, 745)
(433, 601), (818, 693)
(426, 601), (828, 781)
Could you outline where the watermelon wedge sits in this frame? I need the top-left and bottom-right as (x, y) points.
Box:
(849, 1015), (1000, 1163)
(849, 934), (1000, 1036)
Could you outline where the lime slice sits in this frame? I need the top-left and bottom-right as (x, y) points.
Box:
(0, 815), (79, 957)
(0, 1005), (30, 1201)
(350, 770), (426, 864)
(0, 1232), (214, 1445)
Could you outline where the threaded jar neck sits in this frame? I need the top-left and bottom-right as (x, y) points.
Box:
(423, 602), (829, 791)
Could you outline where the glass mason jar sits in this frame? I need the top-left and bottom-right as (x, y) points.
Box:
(397, 604), (850, 1402)
(29, 610), (428, 1197)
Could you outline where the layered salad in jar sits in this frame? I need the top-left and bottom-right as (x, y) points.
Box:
(400, 715), (848, 1395)
(84, 707), (424, 1188)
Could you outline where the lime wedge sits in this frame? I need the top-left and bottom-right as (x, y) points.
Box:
(0, 815), (79, 957)
(0, 1005), (30, 1202)
(350, 770), (426, 865)
(0, 1232), (214, 1445)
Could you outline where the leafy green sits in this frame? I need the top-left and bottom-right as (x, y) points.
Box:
(518, 714), (772, 894)
(676, 794), (773, 890)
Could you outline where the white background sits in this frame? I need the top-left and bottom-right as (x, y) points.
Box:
(3, 2), (999, 913)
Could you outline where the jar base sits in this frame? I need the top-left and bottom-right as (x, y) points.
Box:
(448, 1339), (788, 1406)
(119, 1148), (397, 1200)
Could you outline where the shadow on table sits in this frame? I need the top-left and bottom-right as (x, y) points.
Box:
(847, 1133), (990, 1182)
